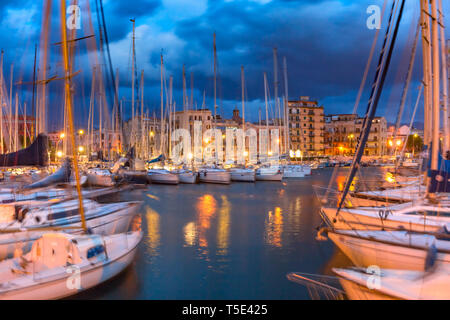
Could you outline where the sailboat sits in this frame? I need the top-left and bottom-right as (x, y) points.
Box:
(0, 231), (142, 300)
(0, 198), (141, 260)
(333, 264), (450, 300)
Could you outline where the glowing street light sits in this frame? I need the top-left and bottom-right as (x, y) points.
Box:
(56, 151), (63, 158)
(295, 150), (301, 158)
(187, 152), (193, 160)
(78, 129), (84, 135)
(59, 133), (65, 139)
(78, 146), (85, 153)
(289, 150), (295, 158)
(396, 139), (402, 146)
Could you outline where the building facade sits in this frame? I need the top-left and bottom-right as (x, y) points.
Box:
(324, 114), (387, 156)
(287, 97), (325, 156)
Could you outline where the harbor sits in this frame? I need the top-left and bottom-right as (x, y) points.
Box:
(0, 0), (448, 304)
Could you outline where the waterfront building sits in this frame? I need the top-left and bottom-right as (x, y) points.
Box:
(324, 114), (387, 156)
(287, 96), (325, 156)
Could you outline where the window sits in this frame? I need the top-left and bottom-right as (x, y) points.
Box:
(87, 245), (105, 259)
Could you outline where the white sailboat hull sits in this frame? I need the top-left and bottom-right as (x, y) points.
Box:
(178, 172), (197, 184)
(149, 173), (179, 185)
(86, 172), (115, 187)
(0, 201), (140, 260)
(198, 171), (231, 184)
(0, 232), (142, 300)
(328, 230), (450, 271)
(256, 173), (283, 181)
(230, 170), (255, 182)
(320, 207), (445, 233)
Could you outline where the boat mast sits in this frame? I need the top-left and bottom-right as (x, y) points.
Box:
(241, 65), (246, 162)
(182, 64), (187, 113)
(438, 0), (449, 153)
(283, 57), (289, 155)
(0, 50), (3, 153)
(31, 45), (37, 140)
(160, 52), (164, 156)
(190, 72), (194, 110)
(140, 69), (144, 159)
(14, 92), (18, 151)
(169, 75), (173, 159)
(420, 0), (432, 148)
(273, 48), (280, 128)
(23, 102), (26, 148)
(430, 0), (440, 173)
(60, 0), (86, 232)
(213, 32), (217, 125)
(9, 64), (13, 152)
(264, 72), (270, 155)
(130, 18), (136, 149)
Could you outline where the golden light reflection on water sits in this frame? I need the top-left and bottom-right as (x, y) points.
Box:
(145, 207), (160, 255)
(216, 195), (230, 256)
(265, 206), (283, 247)
(183, 222), (197, 246)
(336, 174), (357, 192)
(196, 194), (217, 249)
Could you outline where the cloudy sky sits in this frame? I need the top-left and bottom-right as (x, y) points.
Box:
(0, 0), (449, 130)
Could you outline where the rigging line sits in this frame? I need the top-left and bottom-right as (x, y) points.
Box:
(336, 0), (406, 217)
(392, 19), (421, 150)
(99, 0), (120, 121)
(352, 0), (388, 115)
(396, 84), (423, 168)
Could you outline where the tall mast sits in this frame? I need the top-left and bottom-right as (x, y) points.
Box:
(182, 64), (187, 113)
(420, 0), (432, 147)
(283, 57), (289, 155)
(140, 69), (144, 158)
(130, 18), (136, 148)
(169, 75), (173, 159)
(190, 72), (194, 110)
(160, 52), (164, 155)
(23, 102), (26, 148)
(264, 72), (269, 134)
(31, 45), (37, 139)
(241, 66), (246, 158)
(60, 0), (86, 232)
(430, 0), (440, 172)
(14, 92), (18, 151)
(273, 48), (279, 127)
(213, 32), (217, 123)
(0, 50), (3, 153)
(438, 0), (449, 153)
(88, 67), (96, 156)
(9, 64), (13, 152)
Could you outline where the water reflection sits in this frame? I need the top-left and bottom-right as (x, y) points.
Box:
(196, 194), (217, 250)
(183, 222), (197, 246)
(335, 173), (357, 192)
(145, 206), (160, 256)
(265, 207), (283, 247)
(216, 195), (230, 256)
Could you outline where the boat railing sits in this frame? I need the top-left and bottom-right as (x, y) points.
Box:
(286, 272), (345, 300)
